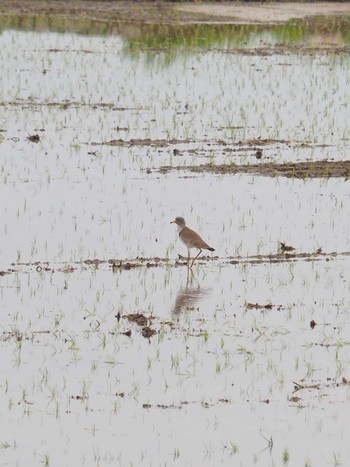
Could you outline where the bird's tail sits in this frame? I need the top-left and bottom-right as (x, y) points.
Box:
(207, 247), (215, 252)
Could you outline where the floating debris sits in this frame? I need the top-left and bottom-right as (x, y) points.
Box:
(279, 242), (296, 253)
(245, 302), (282, 311)
(141, 326), (157, 339)
(26, 133), (40, 143)
(126, 313), (148, 327)
(121, 330), (132, 338)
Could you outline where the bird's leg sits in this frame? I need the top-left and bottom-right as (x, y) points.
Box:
(191, 248), (202, 268)
(187, 248), (191, 268)
(186, 267), (195, 286)
(186, 267), (190, 285)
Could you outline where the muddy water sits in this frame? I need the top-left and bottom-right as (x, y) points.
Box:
(1, 18), (350, 467)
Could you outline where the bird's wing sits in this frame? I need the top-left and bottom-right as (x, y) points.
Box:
(181, 227), (210, 249)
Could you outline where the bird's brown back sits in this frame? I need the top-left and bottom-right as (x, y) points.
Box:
(180, 226), (214, 250)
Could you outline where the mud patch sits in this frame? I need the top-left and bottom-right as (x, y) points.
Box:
(177, 2), (350, 25)
(4, 248), (350, 277)
(1, 1), (350, 26)
(159, 160), (350, 179)
(245, 302), (283, 311)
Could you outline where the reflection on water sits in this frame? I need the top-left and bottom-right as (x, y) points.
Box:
(0, 14), (349, 53)
(172, 269), (211, 315)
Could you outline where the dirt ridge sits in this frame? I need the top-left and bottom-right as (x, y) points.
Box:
(159, 160), (350, 179)
(1, 1), (350, 25)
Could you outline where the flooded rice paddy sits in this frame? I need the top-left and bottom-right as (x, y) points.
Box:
(1, 12), (350, 467)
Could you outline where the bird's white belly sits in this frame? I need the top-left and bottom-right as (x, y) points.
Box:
(180, 235), (194, 249)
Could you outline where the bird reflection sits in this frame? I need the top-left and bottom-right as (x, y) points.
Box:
(172, 269), (211, 316)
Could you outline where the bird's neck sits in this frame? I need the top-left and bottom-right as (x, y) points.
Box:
(177, 224), (185, 234)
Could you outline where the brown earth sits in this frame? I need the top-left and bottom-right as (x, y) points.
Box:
(0, 1), (350, 25)
(177, 2), (350, 24)
(4, 248), (350, 277)
(158, 160), (350, 179)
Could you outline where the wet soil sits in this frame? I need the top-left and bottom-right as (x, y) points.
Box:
(4, 247), (349, 278)
(159, 160), (350, 179)
(1, 1), (349, 25)
(178, 2), (350, 24)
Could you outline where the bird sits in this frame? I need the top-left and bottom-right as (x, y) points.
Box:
(170, 217), (215, 268)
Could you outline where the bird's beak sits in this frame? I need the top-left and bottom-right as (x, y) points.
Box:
(170, 220), (175, 224)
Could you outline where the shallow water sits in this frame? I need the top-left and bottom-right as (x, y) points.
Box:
(2, 258), (350, 466)
(1, 29), (349, 263)
(1, 18), (350, 467)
